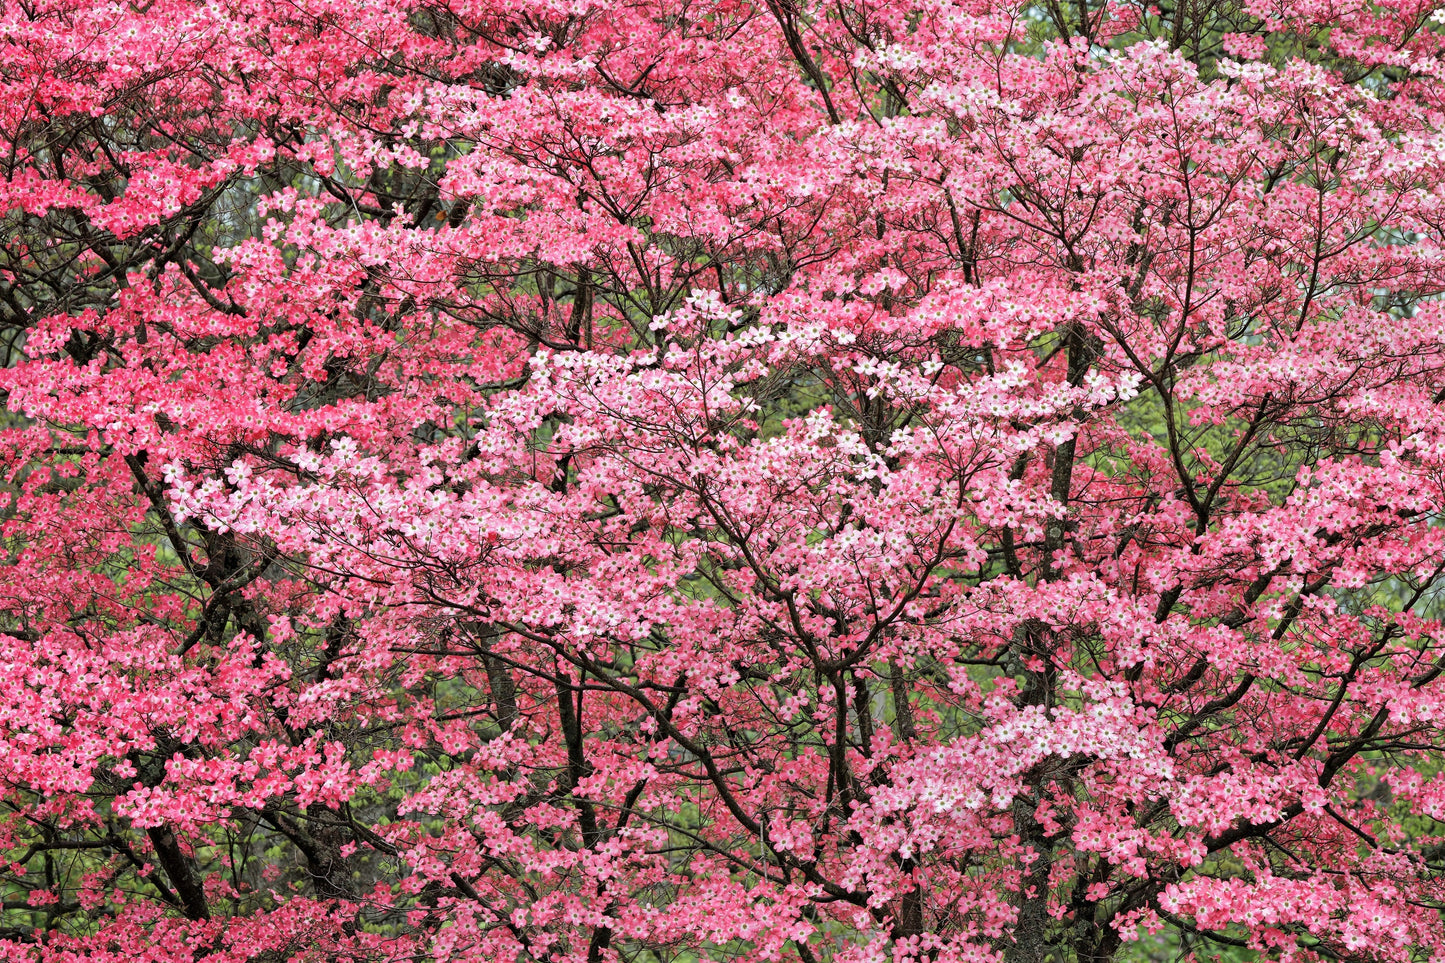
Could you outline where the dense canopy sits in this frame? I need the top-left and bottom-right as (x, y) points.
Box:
(5, 0), (1445, 960)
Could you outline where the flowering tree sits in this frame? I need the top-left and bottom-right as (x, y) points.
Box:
(5, 0), (1445, 959)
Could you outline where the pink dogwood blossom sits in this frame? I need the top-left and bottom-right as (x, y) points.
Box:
(3, 0), (1445, 960)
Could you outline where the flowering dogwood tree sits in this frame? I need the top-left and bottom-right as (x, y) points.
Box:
(5, 0), (1445, 959)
